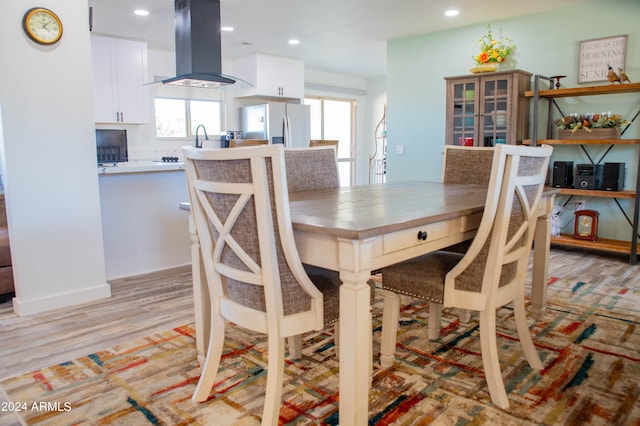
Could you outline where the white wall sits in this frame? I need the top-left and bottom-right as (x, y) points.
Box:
(0, 0), (110, 315)
(99, 170), (190, 279)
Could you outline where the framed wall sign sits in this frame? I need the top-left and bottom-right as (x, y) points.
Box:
(578, 35), (627, 84)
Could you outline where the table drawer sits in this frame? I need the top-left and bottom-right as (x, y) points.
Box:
(460, 211), (482, 232)
(383, 220), (451, 254)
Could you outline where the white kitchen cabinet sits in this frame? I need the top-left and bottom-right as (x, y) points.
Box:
(232, 53), (304, 100)
(91, 35), (148, 124)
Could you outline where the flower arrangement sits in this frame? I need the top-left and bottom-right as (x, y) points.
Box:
(474, 25), (514, 65)
(555, 113), (630, 133)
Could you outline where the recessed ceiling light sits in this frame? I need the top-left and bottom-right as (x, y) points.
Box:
(288, 39), (300, 45)
(445, 10), (459, 17)
(134, 9), (149, 16)
(221, 26), (234, 32)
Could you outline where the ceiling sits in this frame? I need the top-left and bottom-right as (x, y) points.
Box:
(87, 0), (591, 78)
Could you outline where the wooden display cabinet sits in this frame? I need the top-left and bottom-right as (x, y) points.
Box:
(445, 69), (532, 147)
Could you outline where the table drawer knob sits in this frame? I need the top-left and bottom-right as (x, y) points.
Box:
(417, 230), (428, 241)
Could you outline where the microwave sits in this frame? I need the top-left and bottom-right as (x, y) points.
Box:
(96, 129), (128, 164)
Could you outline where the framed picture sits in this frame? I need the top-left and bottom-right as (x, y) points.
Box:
(578, 35), (627, 84)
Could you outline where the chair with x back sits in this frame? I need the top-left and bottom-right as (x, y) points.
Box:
(441, 145), (496, 322)
(379, 143), (552, 409)
(442, 145), (494, 186)
(184, 144), (345, 424)
(284, 146), (340, 192)
(283, 145), (365, 360)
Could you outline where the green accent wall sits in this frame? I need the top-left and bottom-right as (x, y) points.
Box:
(387, 0), (640, 242)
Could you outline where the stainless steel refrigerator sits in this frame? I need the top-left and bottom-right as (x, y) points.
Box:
(240, 103), (310, 148)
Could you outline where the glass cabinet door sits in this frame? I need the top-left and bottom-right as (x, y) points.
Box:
(451, 80), (476, 146)
(446, 70), (530, 147)
(479, 76), (510, 146)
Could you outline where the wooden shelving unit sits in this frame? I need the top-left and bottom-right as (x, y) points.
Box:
(550, 234), (640, 255)
(542, 186), (636, 199)
(525, 82), (640, 99)
(528, 77), (640, 264)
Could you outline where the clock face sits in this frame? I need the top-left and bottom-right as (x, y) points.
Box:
(577, 216), (593, 237)
(573, 209), (599, 241)
(23, 8), (63, 45)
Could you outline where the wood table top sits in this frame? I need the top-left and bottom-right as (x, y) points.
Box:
(288, 181), (488, 240)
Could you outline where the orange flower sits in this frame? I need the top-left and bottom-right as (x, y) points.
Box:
(473, 25), (514, 65)
(477, 52), (489, 63)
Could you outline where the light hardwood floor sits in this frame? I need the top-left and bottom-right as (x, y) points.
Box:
(0, 247), (639, 426)
(2, 247), (639, 381)
(0, 265), (194, 380)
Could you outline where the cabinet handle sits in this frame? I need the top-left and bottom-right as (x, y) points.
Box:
(417, 230), (428, 241)
(120, 112), (123, 122)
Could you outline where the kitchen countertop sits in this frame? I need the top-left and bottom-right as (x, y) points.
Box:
(97, 161), (185, 175)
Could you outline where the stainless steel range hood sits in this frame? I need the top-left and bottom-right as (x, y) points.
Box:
(162, 0), (244, 89)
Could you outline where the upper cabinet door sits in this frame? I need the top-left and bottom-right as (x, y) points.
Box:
(91, 35), (149, 124)
(232, 53), (304, 100)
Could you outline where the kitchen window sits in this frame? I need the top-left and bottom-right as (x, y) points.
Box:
(154, 98), (222, 139)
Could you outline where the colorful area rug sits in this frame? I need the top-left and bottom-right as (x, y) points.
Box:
(2, 276), (640, 425)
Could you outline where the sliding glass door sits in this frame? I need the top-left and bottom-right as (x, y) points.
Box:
(304, 97), (355, 186)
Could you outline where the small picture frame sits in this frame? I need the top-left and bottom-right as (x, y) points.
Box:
(578, 35), (627, 84)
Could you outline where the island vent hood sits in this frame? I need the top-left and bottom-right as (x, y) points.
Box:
(162, 0), (246, 89)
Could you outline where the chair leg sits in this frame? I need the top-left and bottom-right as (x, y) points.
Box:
(479, 309), (509, 409)
(514, 287), (543, 370)
(334, 322), (339, 358)
(380, 290), (400, 368)
(287, 335), (302, 360)
(428, 302), (442, 340)
(261, 334), (286, 426)
(458, 309), (472, 323)
(192, 308), (226, 402)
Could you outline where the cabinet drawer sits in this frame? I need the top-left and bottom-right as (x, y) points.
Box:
(383, 221), (451, 254)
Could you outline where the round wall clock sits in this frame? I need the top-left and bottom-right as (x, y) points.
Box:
(23, 7), (63, 45)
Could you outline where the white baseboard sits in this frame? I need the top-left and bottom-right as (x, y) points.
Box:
(12, 283), (111, 316)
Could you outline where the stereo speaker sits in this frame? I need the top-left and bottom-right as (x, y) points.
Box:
(575, 164), (603, 190)
(601, 162), (625, 191)
(552, 161), (574, 188)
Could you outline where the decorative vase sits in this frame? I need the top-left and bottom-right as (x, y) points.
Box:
(470, 62), (500, 74)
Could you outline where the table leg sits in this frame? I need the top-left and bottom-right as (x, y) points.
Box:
(338, 237), (373, 426)
(189, 214), (210, 365)
(531, 195), (554, 319)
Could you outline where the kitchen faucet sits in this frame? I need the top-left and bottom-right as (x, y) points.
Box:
(194, 124), (208, 149)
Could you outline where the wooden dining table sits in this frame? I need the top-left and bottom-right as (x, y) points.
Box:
(183, 180), (556, 426)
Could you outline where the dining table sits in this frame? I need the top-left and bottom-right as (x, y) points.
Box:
(182, 180), (556, 426)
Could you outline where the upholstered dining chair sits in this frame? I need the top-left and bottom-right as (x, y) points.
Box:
(309, 139), (339, 147)
(442, 145), (494, 185)
(229, 138), (269, 148)
(183, 144), (347, 424)
(441, 146), (496, 322)
(379, 143), (552, 409)
(283, 146), (370, 360)
(284, 146), (339, 193)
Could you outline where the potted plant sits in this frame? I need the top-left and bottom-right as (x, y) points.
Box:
(471, 25), (514, 73)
